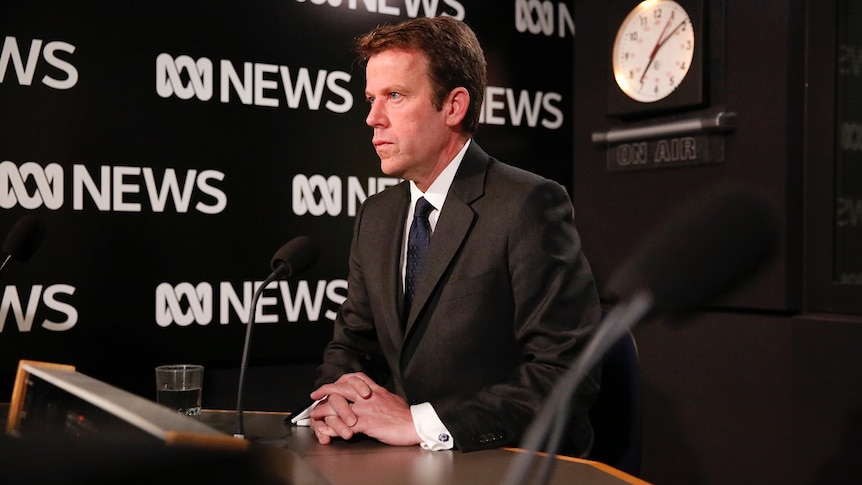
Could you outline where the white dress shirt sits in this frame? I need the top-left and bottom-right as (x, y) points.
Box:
(402, 139), (470, 450)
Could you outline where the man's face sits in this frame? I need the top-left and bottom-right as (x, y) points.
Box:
(364, 48), (452, 186)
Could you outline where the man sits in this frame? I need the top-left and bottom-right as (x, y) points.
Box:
(308, 16), (601, 455)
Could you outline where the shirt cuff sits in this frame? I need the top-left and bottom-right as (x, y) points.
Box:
(410, 402), (454, 451)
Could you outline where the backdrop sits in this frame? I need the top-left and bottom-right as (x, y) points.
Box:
(0, 1), (577, 407)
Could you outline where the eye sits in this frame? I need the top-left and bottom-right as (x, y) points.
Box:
(389, 92), (402, 100)
(367, 96), (376, 104)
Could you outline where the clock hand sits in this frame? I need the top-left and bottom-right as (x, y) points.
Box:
(639, 11), (675, 86)
(639, 15), (691, 88)
(656, 17), (689, 52)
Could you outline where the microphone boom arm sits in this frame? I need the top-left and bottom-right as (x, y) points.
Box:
(234, 263), (287, 438)
(502, 291), (653, 485)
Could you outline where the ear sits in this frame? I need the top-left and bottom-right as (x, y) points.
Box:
(443, 87), (470, 129)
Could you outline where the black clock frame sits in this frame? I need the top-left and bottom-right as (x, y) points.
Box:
(607, 0), (706, 118)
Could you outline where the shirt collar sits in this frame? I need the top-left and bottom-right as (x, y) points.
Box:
(409, 139), (470, 211)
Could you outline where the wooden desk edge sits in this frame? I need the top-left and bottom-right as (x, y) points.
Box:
(503, 447), (651, 485)
(164, 431), (251, 451)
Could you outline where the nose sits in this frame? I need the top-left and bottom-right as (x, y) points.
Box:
(366, 100), (386, 128)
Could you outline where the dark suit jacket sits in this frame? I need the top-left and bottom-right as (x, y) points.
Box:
(316, 141), (601, 454)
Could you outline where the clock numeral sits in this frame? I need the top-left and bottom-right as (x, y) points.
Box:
(611, 0), (696, 104)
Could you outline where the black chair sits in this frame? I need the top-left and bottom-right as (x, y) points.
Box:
(587, 329), (642, 477)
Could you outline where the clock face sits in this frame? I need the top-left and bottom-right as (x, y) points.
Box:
(612, 0), (695, 103)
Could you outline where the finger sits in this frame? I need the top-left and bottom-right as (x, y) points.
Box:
(311, 394), (358, 428)
(309, 396), (338, 420)
(312, 376), (355, 400)
(310, 386), (330, 400)
(347, 375), (373, 399)
(328, 394), (358, 427)
(312, 373), (379, 401)
(311, 420), (335, 444)
(314, 429), (331, 444)
(313, 382), (365, 403)
(325, 414), (355, 440)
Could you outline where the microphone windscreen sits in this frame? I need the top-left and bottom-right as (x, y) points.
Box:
(3, 215), (44, 261)
(605, 185), (780, 314)
(270, 236), (320, 277)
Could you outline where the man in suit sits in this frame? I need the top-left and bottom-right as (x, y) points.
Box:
(308, 16), (601, 456)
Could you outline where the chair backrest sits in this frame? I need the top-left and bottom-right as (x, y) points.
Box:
(587, 329), (642, 477)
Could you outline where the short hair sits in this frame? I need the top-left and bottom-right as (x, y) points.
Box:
(355, 16), (487, 134)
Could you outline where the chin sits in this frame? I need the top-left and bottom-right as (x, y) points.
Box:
(379, 161), (405, 179)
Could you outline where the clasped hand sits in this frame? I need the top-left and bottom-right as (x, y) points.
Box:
(308, 372), (421, 446)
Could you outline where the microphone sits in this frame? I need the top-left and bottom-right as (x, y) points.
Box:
(234, 236), (319, 438)
(0, 215), (45, 277)
(269, 236), (320, 279)
(502, 185), (780, 485)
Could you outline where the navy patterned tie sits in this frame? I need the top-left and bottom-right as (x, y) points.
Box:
(404, 197), (434, 319)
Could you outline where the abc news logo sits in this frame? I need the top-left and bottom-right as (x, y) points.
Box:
(156, 51), (566, 129)
(156, 54), (353, 112)
(481, 86), (564, 130)
(155, 279), (347, 326)
(292, 175), (400, 217)
(0, 36), (78, 89)
(515, 0), (575, 38)
(0, 284), (77, 332)
(0, 161), (226, 213)
(294, 0), (466, 19)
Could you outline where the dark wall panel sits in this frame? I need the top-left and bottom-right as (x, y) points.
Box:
(634, 312), (794, 485)
(572, 0), (800, 312)
(574, 1), (862, 483)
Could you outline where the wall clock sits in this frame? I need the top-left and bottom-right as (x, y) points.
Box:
(607, 0), (705, 117)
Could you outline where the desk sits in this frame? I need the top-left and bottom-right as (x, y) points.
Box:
(2, 363), (649, 484)
(201, 410), (650, 485)
(2, 402), (647, 484)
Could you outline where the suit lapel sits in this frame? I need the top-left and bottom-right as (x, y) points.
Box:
(380, 184), (411, 343)
(403, 142), (488, 335)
